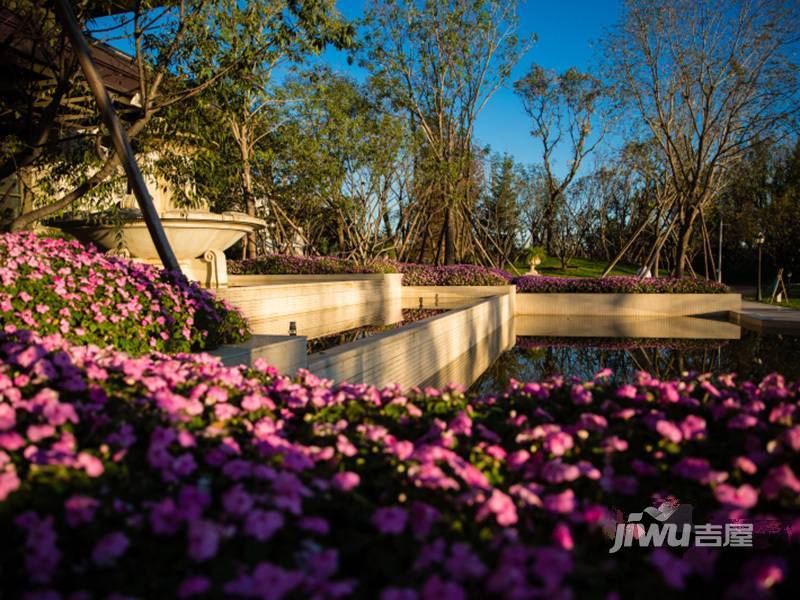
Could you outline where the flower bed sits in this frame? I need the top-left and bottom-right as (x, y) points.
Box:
(1, 329), (798, 598)
(228, 255), (397, 276)
(514, 275), (731, 294)
(396, 263), (512, 286)
(0, 233), (249, 354)
(228, 255), (514, 286)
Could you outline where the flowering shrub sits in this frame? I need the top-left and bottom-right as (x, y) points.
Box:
(0, 232), (249, 354)
(2, 329), (798, 598)
(514, 275), (731, 294)
(228, 255), (397, 276)
(228, 255), (514, 286)
(396, 263), (512, 286)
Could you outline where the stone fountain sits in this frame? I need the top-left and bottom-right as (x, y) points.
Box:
(53, 174), (265, 288)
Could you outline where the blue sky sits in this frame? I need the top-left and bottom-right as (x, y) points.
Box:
(320, 0), (623, 168)
(93, 1), (623, 171)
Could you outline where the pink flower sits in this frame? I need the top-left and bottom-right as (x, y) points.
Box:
(552, 523), (574, 550)
(543, 489), (576, 514)
(77, 452), (104, 477)
(331, 471), (360, 492)
(714, 483), (759, 509)
(784, 426), (800, 451)
(761, 464), (800, 499)
(372, 506), (408, 534)
(543, 431), (573, 456)
(0, 469), (20, 501)
(570, 384), (592, 405)
(0, 404), (15, 430)
(92, 531), (129, 566)
(679, 415), (706, 440)
(655, 420), (683, 443)
(476, 489), (518, 526)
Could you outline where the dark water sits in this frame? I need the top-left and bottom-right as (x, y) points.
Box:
(471, 329), (800, 393)
(307, 309), (446, 354)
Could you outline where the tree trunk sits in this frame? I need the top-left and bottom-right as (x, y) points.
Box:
(674, 207), (699, 277)
(444, 204), (455, 264)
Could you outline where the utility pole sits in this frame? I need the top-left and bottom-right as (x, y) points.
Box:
(52, 0), (180, 273)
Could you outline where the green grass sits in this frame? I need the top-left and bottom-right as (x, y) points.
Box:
(747, 283), (800, 310)
(509, 255), (642, 278)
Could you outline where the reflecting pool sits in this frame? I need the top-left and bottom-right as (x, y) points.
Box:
(470, 317), (800, 393)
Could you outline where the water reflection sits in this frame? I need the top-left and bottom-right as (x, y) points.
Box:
(472, 316), (800, 394)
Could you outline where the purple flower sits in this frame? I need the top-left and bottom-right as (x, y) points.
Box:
(187, 519), (219, 562)
(178, 576), (211, 598)
(92, 531), (129, 566)
(372, 506), (408, 534)
(244, 509), (283, 541)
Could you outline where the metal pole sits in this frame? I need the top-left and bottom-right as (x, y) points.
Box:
(717, 218), (723, 284)
(757, 245), (763, 301)
(52, 0), (181, 272)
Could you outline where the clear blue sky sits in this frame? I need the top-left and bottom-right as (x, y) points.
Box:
(318, 0), (623, 169)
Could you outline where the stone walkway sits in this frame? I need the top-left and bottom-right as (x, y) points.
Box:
(730, 300), (800, 335)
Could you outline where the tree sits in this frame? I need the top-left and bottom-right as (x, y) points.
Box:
(160, 0), (352, 257)
(602, 0), (800, 276)
(3, 0), (352, 232)
(363, 0), (532, 264)
(479, 154), (525, 265)
(514, 66), (610, 254)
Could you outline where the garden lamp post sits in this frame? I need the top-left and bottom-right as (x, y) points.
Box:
(755, 232), (765, 301)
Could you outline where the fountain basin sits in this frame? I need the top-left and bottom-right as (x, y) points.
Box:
(55, 210), (265, 260)
(53, 210), (265, 287)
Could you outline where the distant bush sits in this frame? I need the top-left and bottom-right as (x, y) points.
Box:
(514, 275), (731, 294)
(0, 232), (249, 354)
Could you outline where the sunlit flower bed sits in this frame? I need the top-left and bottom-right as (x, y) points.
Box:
(1, 329), (798, 598)
(396, 263), (512, 286)
(228, 255), (398, 276)
(0, 233), (249, 354)
(228, 255), (513, 286)
(514, 275), (731, 294)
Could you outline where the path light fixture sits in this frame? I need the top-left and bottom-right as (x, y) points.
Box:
(755, 232), (766, 301)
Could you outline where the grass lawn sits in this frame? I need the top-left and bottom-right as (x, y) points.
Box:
(746, 282), (800, 310)
(509, 254), (641, 278)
